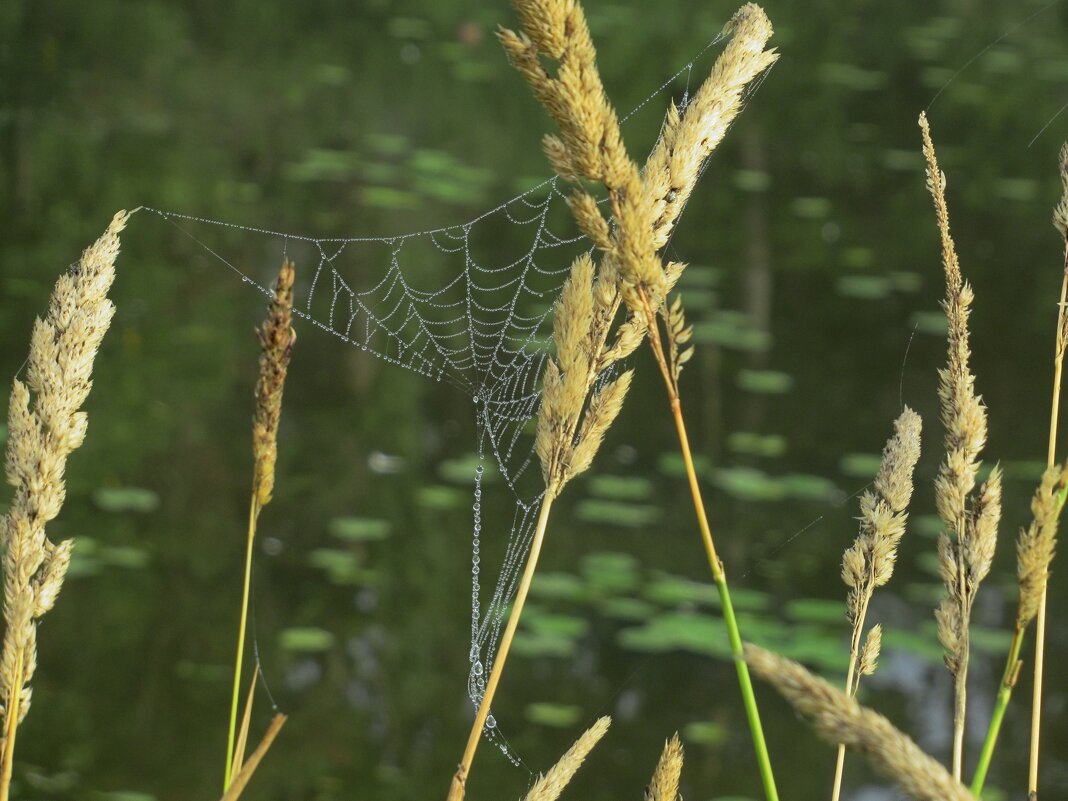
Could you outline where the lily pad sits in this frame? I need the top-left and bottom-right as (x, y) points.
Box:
(93, 487), (160, 514)
(531, 572), (587, 601)
(586, 474), (654, 501)
(711, 466), (786, 502)
(784, 598), (846, 625)
(736, 369), (793, 395)
(575, 499), (661, 527)
(279, 627), (335, 653)
(525, 702), (583, 728)
(438, 453), (499, 484)
(417, 485), (467, 510)
(597, 597), (657, 621)
(512, 631), (576, 658)
(618, 611), (730, 657)
(727, 432), (787, 458)
(643, 574), (718, 606)
(683, 720), (728, 746)
(839, 452), (882, 479)
(329, 517), (391, 542)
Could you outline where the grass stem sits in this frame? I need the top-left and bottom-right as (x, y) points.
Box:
(638, 287), (776, 801)
(224, 497), (260, 790)
(971, 625), (1025, 796)
(1030, 242), (1068, 797)
(448, 495), (555, 801)
(0, 649), (24, 801)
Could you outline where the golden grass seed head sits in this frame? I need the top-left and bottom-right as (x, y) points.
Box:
(1055, 143), (1068, 239)
(875, 407), (922, 513)
(522, 716), (611, 801)
(745, 644), (975, 801)
(859, 624), (882, 677)
(965, 466), (1001, 585)
(566, 369), (633, 483)
(1017, 463), (1068, 628)
(645, 734), (683, 801)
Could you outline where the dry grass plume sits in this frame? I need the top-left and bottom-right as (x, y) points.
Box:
(745, 644), (976, 801)
(919, 112), (1002, 780)
(0, 211), (129, 797)
(521, 717), (611, 801)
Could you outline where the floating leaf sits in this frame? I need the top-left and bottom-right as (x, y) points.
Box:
(531, 572), (587, 601)
(100, 546), (150, 569)
(735, 369), (792, 395)
(683, 720), (728, 746)
(582, 552), (640, 594)
(911, 309), (948, 335)
(587, 474), (654, 501)
(513, 632), (576, 658)
(574, 499), (661, 527)
(710, 466), (786, 502)
(597, 597), (656, 621)
(329, 517), (391, 542)
(618, 611), (730, 657)
(278, 627), (335, 653)
(525, 702), (583, 728)
(438, 453), (499, 484)
(658, 451), (711, 478)
(416, 485), (467, 510)
(727, 432), (787, 458)
(839, 452), (883, 479)
(733, 169), (770, 193)
(643, 574), (718, 606)
(779, 473), (840, 502)
(785, 598), (846, 625)
(790, 197), (832, 219)
(93, 487), (160, 514)
(835, 275), (891, 300)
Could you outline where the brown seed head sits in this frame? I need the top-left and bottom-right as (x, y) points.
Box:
(253, 260), (296, 508)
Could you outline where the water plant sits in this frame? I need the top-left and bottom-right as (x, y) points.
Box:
(0, 211), (129, 801)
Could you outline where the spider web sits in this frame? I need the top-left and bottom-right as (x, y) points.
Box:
(145, 27), (752, 763)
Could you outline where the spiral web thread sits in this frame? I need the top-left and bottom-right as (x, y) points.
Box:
(145, 28), (759, 762)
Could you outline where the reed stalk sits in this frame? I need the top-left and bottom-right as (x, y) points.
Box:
(0, 211), (129, 801)
(920, 113), (1002, 781)
(831, 408), (922, 800)
(224, 260), (295, 790)
(1028, 141), (1068, 800)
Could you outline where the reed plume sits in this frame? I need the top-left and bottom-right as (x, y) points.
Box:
(919, 112), (1002, 781)
(447, 7), (778, 800)
(0, 210), (129, 801)
(224, 260), (296, 791)
(645, 734), (683, 801)
(521, 717), (610, 801)
(1028, 141), (1068, 798)
(831, 407), (921, 799)
(745, 645), (976, 801)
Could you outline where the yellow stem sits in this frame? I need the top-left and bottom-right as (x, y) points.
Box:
(225, 496), (259, 791)
(1030, 243), (1068, 797)
(831, 592), (870, 801)
(0, 648), (24, 801)
(447, 495), (555, 801)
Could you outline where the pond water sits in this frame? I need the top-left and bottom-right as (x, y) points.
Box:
(3, 1), (1068, 799)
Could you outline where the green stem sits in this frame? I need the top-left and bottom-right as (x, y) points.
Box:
(717, 572), (779, 801)
(225, 497), (259, 791)
(671, 397), (778, 801)
(971, 625), (1025, 797)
